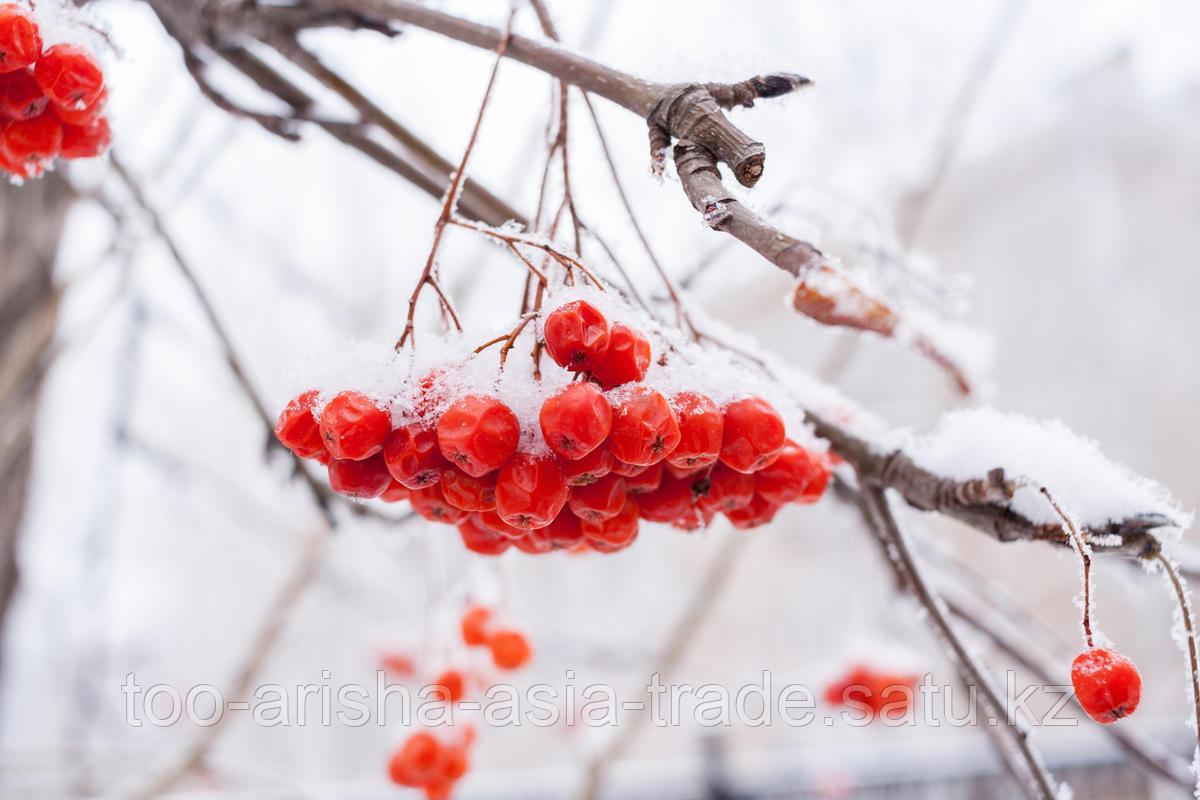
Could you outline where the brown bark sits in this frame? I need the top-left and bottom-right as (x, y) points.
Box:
(0, 173), (72, 651)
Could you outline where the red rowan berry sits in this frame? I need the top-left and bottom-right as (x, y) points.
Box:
(409, 483), (468, 524)
(431, 669), (465, 703)
(495, 453), (569, 530)
(0, 141), (29, 178)
(458, 515), (510, 556)
(390, 731), (442, 787)
(441, 468), (497, 512)
(609, 388), (680, 466)
(437, 395), (520, 477)
(319, 391), (390, 461)
(510, 530), (555, 554)
(580, 496), (640, 547)
(327, 455), (391, 499)
(59, 114), (109, 160)
(756, 440), (829, 505)
(379, 651), (414, 676)
(34, 44), (104, 109)
(0, 5), (41, 74)
(384, 424), (447, 489)
(488, 629), (532, 670)
(543, 300), (609, 371)
(474, 509), (524, 540)
(461, 605), (493, 646)
(53, 85), (104, 126)
(1, 111), (60, 173)
(664, 460), (704, 480)
(440, 744), (469, 782)
(542, 508), (586, 547)
(671, 503), (715, 532)
(698, 464), (755, 512)
(667, 392), (723, 469)
(1071, 647), (1141, 724)
(424, 782), (452, 800)
(636, 476), (694, 523)
(539, 383), (612, 459)
(561, 443), (614, 486)
(610, 459), (647, 477)
(725, 493), (781, 529)
(0, 69), (46, 119)
(623, 461), (663, 494)
(380, 480), (410, 503)
(719, 397), (786, 473)
(567, 473), (626, 522)
(589, 322), (651, 388)
(274, 390), (326, 460)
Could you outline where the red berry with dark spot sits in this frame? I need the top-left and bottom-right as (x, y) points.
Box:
(580, 497), (639, 548)
(380, 480), (410, 503)
(635, 475), (695, 523)
(609, 388), (680, 466)
(561, 443), (613, 486)
(542, 508), (586, 547)
(667, 392), (723, 469)
(1071, 647), (1141, 724)
(1, 111), (61, 174)
(0, 69), (46, 119)
(623, 461), (663, 495)
(725, 493), (781, 529)
(327, 455), (391, 499)
(539, 382), (612, 459)
(543, 300), (609, 371)
(383, 424), (448, 489)
(0, 5), (41, 74)
(441, 468), (497, 512)
(719, 397), (786, 473)
(34, 44), (104, 109)
(495, 453), (569, 530)
(319, 391), (391, 461)
(567, 473), (626, 522)
(59, 114), (110, 159)
(437, 395), (520, 477)
(54, 85), (105, 126)
(409, 483), (468, 524)
(274, 390), (326, 460)
(698, 464), (755, 512)
(589, 322), (651, 388)
(756, 440), (830, 505)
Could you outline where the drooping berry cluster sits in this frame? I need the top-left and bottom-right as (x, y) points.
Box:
(0, 4), (110, 181)
(388, 726), (474, 799)
(823, 664), (921, 721)
(274, 300), (831, 555)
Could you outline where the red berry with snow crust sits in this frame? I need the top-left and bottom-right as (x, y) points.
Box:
(319, 391), (391, 461)
(609, 387), (681, 466)
(274, 390), (326, 460)
(719, 397), (786, 473)
(494, 453), (569, 530)
(384, 424), (447, 489)
(589, 322), (651, 388)
(327, 455), (391, 499)
(1071, 647), (1141, 724)
(35, 44), (104, 110)
(667, 392), (723, 469)
(543, 300), (609, 371)
(437, 395), (520, 477)
(539, 383), (612, 460)
(0, 5), (42, 74)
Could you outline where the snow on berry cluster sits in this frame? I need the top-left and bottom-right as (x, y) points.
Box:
(275, 288), (831, 555)
(0, 3), (110, 181)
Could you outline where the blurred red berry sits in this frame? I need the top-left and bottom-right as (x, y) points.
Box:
(667, 392), (723, 469)
(1, 111), (61, 173)
(34, 44), (104, 109)
(437, 395), (520, 477)
(274, 390), (326, 460)
(458, 515), (510, 555)
(384, 424), (448, 489)
(461, 605), (493, 645)
(567, 473), (626, 522)
(409, 483), (468, 524)
(589, 322), (651, 388)
(59, 114), (109, 159)
(488, 629), (532, 670)
(1072, 647), (1141, 724)
(609, 388), (680, 466)
(441, 468), (497, 512)
(431, 669), (465, 703)
(388, 731), (442, 787)
(327, 455), (391, 499)
(539, 383), (612, 459)
(0, 69), (46, 119)
(671, 503), (715, 532)
(561, 443), (613, 486)
(54, 84), (104, 125)
(543, 300), (609, 371)
(495, 453), (569, 530)
(319, 391), (390, 461)
(719, 397), (786, 473)
(0, 5), (41, 74)
(725, 493), (781, 529)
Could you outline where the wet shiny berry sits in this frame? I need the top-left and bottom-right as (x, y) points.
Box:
(720, 397), (786, 473)
(327, 455), (391, 499)
(495, 453), (569, 530)
(567, 473), (626, 522)
(274, 390), (326, 460)
(1071, 647), (1141, 724)
(441, 468), (497, 512)
(543, 300), (609, 371)
(437, 395), (520, 477)
(609, 388), (680, 466)
(35, 44), (104, 109)
(383, 424), (448, 489)
(0, 5), (42, 74)
(319, 391), (391, 461)
(458, 515), (510, 555)
(667, 392), (723, 469)
(561, 443), (613, 486)
(539, 382), (612, 459)
(589, 322), (651, 388)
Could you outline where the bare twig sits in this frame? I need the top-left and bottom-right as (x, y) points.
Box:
(1040, 487), (1094, 647)
(1153, 553), (1200, 772)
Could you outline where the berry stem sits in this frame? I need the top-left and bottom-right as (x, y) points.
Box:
(1153, 553), (1200, 763)
(1040, 487), (1093, 648)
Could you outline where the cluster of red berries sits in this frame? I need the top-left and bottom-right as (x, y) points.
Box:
(274, 301), (830, 555)
(461, 605), (532, 670)
(0, 4), (110, 180)
(1070, 647), (1141, 724)
(388, 726), (474, 799)
(823, 665), (921, 721)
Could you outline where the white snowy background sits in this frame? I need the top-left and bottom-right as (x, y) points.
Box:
(2, 0), (1199, 797)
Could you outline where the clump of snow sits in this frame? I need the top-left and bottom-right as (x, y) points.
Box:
(892, 408), (1191, 531)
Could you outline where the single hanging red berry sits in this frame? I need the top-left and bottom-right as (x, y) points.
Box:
(719, 397), (786, 473)
(388, 731), (443, 787)
(561, 443), (613, 486)
(567, 473), (626, 522)
(539, 383), (612, 459)
(441, 468), (497, 512)
(1, 111), (61, 174)
(431, 669), (466, 703)
(589, 322), (651, 388)
(436, 395), (520, 477)
(0, 5), (41, 74)
(59, 115), (110, 160)
(667, 392), (723, 469)
(274, 390), (327, 460)
(383, 424), (448, 489)
(580, 497), (639, 548)
(460, 605), (493, 645)
(327, 455), (391, 499)
(34, 44), (104, 109)
(54, 85), (105, 126)
(488, 629), (532, 670)
(319, 391), (391, 461)
(725, 493), (781, 529)
(494, 453), (569, 530)
(0, 69), (47, 119)
(755, 440), (830, 505)
(609, 387), (681, 466)
(542, 300), (609, 371)
(1071, 647), (1141, 724)
(698, 464), (755, 512)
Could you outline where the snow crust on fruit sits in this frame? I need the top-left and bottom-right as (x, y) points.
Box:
(891, 408), (1190, 530)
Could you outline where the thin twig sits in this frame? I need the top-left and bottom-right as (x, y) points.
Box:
(1154, 553), (1200, 770)
(1040, 486), (1093, 648)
